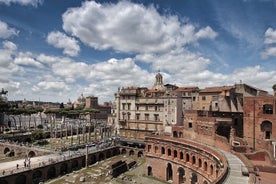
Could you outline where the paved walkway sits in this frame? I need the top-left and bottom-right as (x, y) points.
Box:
(220, 150), (249, 184)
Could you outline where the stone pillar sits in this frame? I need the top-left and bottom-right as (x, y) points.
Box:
(85, 144), (89, 168)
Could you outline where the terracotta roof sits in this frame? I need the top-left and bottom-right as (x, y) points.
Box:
(174, 86), (199, 92)
(200, 86), (234, 93)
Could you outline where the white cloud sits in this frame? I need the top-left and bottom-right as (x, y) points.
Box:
(62, 1), (217, 54)
(14, 52), (44, 68)
(262, 27), (276, 58)
(0, 20), (18, 39)
(264, 27), (276, 44)
(136, 48), (211, 74)
(0, 0), (42, 6)
(34, 81), (70, 91)
(47, 31), (80, 57)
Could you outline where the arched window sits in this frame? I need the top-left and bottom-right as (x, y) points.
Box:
(180, 151), (184, 160)
(204, 161), (208, 172)
(161, 147), (165, 154)
(186, 153), (190, 162)
(198, 158), (202, 168)
(148, 166), (152, 176)
(173, 131), (178, 138)
(261, 121), (272, 139)
(168, 148), (172, 156)
(210, 165), (214, 175)
(192, 156), (196, 165)
(174, 150), (177, 158)
(155, 146), (158, 153)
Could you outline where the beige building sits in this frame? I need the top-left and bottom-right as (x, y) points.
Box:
(110, 73), (198, 139)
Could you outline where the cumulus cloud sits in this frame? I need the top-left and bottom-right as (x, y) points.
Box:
(136, 48), (211, 74)
(264, 27), (276, 44)
(0, 0), (43, 6)
(47, 31), (80, 57)
(62, 1), (217, 54)
(14, 52), (44, 68)
(262, 27), (276, 58)
(0, 20), (19, 39)
(34, 81), (70, 91)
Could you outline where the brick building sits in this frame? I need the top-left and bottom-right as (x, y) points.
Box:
(243, 87), (276, 157)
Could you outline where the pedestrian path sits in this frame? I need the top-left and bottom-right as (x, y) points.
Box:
(220, 150), (249, 184)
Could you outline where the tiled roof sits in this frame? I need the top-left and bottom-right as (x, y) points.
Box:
(174, 86), (199, 92)
(200, 86), (234, 93)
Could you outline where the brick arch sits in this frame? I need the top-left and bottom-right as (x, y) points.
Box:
(15, 174), (26, 184)
(167, 148), (172, 156)
(178, 167), (185, 184)
(185, 153), (190, 162)
(47, 166), (56, 179)
(60, 162), (68, 175)
(71, 159), (79, 171)
(3, 147), (10, 154)
(129, 149), (134, 156)
(145, 136), (228, 184)
(173, 149), (177, 158)
(179, 151), (184, 160)
(28, 150), (36, 158)
(32, 170), (42, 184)
(138, 151), (143, 157)
(192, 155), (196, 165)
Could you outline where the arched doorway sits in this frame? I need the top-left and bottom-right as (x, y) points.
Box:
(32, 170), (42, 184)
(129, 150), (134, 156)
(191, 173), (198, 184)
(138, 151), (143, 157)
(121, 148), (126, 155)
(166, 163), (173, 181)
(47, 166), (56, 179)
(148, 166), (152, 176)
(99, 152), (105, 161)
(15, 175), (26, 184)
(71, 160), (79, 171)
(28, 151), (36, 157)
(60, 163), (68, 175)
(178, 167), (185, 184)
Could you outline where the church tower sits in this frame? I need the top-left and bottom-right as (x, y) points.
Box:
(152, 72), (165, 91)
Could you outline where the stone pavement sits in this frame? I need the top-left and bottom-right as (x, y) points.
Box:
(220, 150), (249, 184)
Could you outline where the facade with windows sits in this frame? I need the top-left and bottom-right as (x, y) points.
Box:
(243, 89), (276, 156)
(111, 72), (198, 139)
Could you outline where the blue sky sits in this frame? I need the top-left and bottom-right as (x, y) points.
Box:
(1, 0), (276, 103)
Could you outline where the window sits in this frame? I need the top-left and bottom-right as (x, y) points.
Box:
(202, 96), (206, 101)
(145, 114), (149, 121)
(136, 114), (140, 120)
(122, 103), (125, 110)
(189, 122), (193, 128)
(263, 104), (273, 114)
(154, 114), (159, 121)
(161, 147), (165, 154)
(261, 121), (272, 139)
(136, 105), (139, 110)
(193, 96), (196, 101)
(128, 103), (131, 110)
(155, 105), (158, 111)
(148, 145), (152, 152)
(145, 105), (148, 111)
